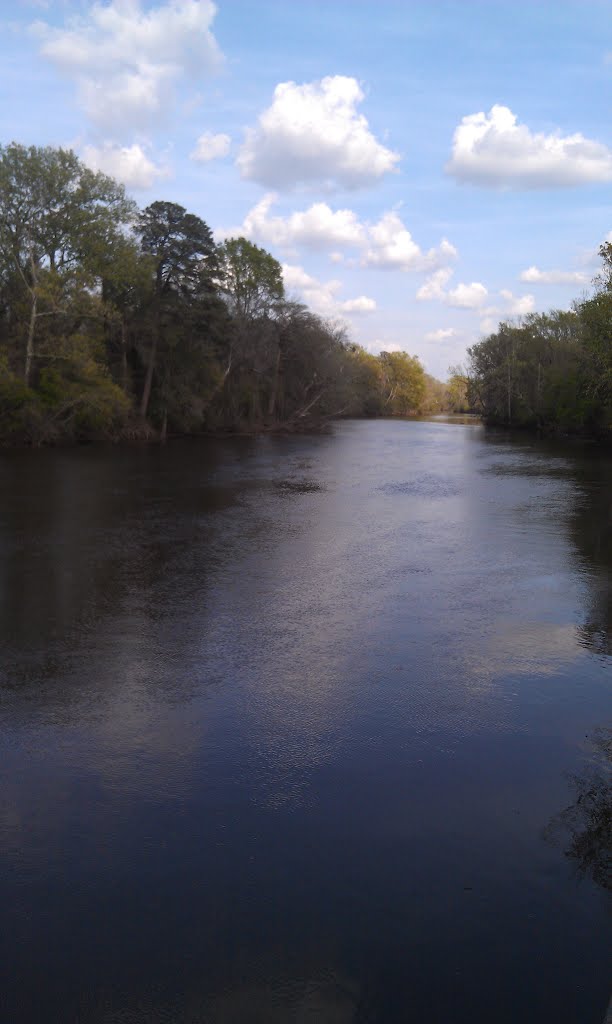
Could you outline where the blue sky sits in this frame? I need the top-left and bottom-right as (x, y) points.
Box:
(2, 0), (612, 377)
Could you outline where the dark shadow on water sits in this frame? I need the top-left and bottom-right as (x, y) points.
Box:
(479, 429), (612, 658)
(545, 729), (612, 894)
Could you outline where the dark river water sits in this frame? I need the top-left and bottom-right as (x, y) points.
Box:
(0, 418), (610, 1024)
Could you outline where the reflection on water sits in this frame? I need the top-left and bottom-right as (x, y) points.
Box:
(546, 729), (611, 893)
(0, 420), (611, 1024)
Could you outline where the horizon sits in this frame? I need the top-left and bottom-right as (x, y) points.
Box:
(2, 0), (612, 377)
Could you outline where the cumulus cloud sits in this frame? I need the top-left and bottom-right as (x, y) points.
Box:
(361, 340), (403, 355)
(340, 296), (377, 313)
(417, 268), (488, 308)
(363, 211), (457, 271)
(447, 281), (488, 309)
(425, 327), (458, 341)
(519, 265), (588, 285)
(237, 75), (399, 190)
(282, 263), (376, 317)
(499, 289), (535, 315)
(236, 195), (456, 272)
(242, 193), (366, 249)
(81, 141), (167, 189)
(33, 0), (223, 134)
(479, 290), (537, 332)
(447, 104), (612, 188)
(191, 131), (231, 162)
(417, 272), (535, 318)
(416, 268), (453, 301)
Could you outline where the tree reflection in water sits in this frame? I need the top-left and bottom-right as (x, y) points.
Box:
(547, 729), (611, 892)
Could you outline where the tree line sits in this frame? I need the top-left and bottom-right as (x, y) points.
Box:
(463, 246), (612, 438)
(0, 143), (452, 445)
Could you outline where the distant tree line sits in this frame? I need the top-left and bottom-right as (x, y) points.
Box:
(465, 247), (612, 438)
(0, 143), (452, 445)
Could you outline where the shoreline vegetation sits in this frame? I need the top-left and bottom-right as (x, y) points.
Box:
(465, 267), (612, 443)
(0, 143), (610, 447)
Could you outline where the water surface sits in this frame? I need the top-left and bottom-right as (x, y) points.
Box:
(1, 419), (610, 1023)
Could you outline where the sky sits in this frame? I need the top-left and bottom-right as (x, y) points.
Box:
(2, 0), (611, 378)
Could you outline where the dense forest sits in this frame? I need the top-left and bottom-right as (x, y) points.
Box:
(1, 143), (610, 445)
(465, 245), (612, 438)
(0, 143), (449, 445)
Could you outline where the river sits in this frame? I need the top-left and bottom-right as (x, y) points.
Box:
(0, 418), (610, 1023)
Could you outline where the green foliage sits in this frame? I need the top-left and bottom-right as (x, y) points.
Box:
(467, 256), (612, 438)
(0, 143), (134, 268)
(379, 350), (426, 414)
(421, 373), (449, 414)
(0, 141), (452, 444)
(0, 356), (39, 441)
(345, 346), (384, 416)
(342, 346), (435, 417)
(216, 237), (284, 321)
(578, 290), (612, 407)
(138, 201), (216, 294)
(4, 141), (610, 446)
(446, 365), (471, 412)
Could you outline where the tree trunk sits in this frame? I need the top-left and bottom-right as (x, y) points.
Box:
(24, 243), (39, 388)
(160, 407), (168, 442)
(140, 330), (157, 419)
(250, 388), (261, 427)
(506, 355), (512, 424)
(202, 351), (232, 412)
(268, 346), (282, 419)
(24, 289), (37, 387)
(120, 319), (129, 394)
(293, 388), (325, 421)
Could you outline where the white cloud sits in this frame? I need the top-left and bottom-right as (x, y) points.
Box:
(480, 317), (498, 335)
(416, 268), (453, 301)
(519, 265), (588, 285)
(33, 0), (223, 134)
(237, 75), (399, 190)
(340, 296), (377, 313)
(425, 327), (458, 341)
(417, 268), (487, 308)
(499, 289), (535, 315)
(447, 104), (612, 188)
(242, 193), (367, 249)
(363, 211), (457, 271)
(417, 271), (535, 316)
(447, 281), (488, 308)
(236, 195), (456, 273)
(282, 263), (376, 317)
(282, 264), (320, 292)
(81, 141), (167, 189)
(478, 289), (537, 331)
(191, 131), (231, 163)
(363, 340), (403, 354)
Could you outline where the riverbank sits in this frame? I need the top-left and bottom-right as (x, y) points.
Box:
(0, 409), (466, 447)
